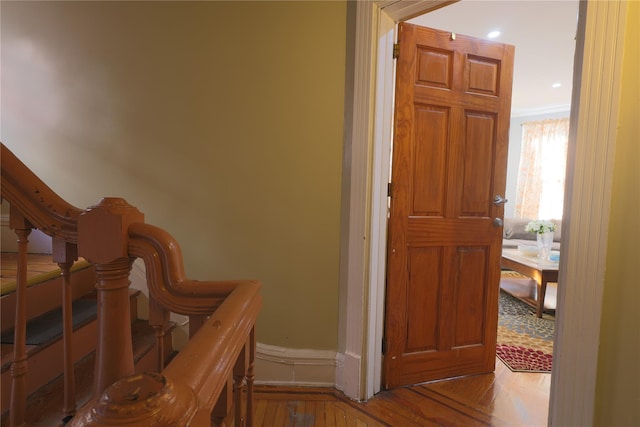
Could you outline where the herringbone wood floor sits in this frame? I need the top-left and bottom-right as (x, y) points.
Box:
(250, 360), (550, 426)
(2, 256), (549, 426)
(2, 355), (549, 426)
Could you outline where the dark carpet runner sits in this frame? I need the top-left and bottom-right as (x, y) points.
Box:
(1, 298), (97, 345)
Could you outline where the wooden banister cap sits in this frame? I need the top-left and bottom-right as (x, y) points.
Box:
(71, 372), (198, 426)
(78, 198), (144, 264)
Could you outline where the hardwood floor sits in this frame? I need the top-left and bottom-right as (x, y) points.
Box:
(2, 356), (549, 426)
(3, 300), (549, 426)
(2, 256), (549, 426)
(251, 361), (550, 426)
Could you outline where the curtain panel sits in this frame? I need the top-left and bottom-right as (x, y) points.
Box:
(514, 117), (570, 219)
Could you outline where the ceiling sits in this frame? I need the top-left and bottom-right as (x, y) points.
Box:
(408, 0), (579, 117)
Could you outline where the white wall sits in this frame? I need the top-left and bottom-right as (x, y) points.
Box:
(1, 202), (53, 254)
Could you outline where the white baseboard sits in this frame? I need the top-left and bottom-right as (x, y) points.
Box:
(255, 343), (341, 388)
(340, 351), (362, 399)
(130, 259), (341, 388)
(335, 352), (345, 392)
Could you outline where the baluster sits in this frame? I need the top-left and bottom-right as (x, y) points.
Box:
(246, 327), (256, 427)
(92, 258), (137, 396)
(189, 314), (207, 338)
(52, 238), (78, 421)
(212, 376), (233, 427)
(77, 197), (143, 396)
(149, 297), (170, 371)
(9, 209), (32, 427)
(233, 341), (249, 427)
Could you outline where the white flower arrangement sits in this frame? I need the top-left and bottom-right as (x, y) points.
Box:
(525, 219), (557, 235)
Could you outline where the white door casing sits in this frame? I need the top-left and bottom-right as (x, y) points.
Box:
(340, 2), (627, 427)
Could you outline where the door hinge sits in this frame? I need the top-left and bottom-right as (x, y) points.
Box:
(382, 338), (386, 354)
(393, 43), (400, 59)
(387, 182), (393, 197)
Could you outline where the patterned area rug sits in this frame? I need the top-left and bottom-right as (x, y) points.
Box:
(497, 273), (555, 372)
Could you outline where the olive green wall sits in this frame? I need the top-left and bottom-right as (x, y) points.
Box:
(1, 1), (346, 350)
(594, 1), (640, 425)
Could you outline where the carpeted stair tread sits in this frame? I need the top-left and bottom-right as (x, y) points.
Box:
(131, 319), (160, 364)
(0, 320), (163, 427)
(1, 298), (97, 346)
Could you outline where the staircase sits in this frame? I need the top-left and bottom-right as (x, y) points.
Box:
(1, 260), (97, 416)
(0, 142), (261, 426)
(0, 262), (166, 425)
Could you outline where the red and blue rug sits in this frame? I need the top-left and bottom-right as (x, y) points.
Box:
(497, 285), (555, 373)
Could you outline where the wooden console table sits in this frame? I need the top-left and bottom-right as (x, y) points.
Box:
(501, 248), (559, 318)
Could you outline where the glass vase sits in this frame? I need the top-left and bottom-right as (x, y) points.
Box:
(536, 231), (554, 260)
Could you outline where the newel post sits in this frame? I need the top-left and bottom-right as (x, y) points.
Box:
(78, 198), (144, 397)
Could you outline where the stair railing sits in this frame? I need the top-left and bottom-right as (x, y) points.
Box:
(1, 143), (262, 426)
(129, 221), (261, 425)
(53, 237), (82, 422)
(7, 210), (32, 427)
(70, 199), (262, 426)
(1, 143), (84, 425)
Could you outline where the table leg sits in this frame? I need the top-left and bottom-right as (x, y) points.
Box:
(536, 279), (548, 318)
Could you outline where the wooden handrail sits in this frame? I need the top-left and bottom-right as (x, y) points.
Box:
(1, 142), (262, 425)
(163, 282), (260, 399)
(69, 206), (262, 426)
(70, 283), (261, 426)
(0, 144), (81, 242)
(130, 222), (262, 424)
(1, 143), (83, 425)
(128, 222), (257, 315)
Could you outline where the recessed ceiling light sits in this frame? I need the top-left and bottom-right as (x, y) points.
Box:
(487, 31), (501, 38)
(552, 82), (562, 88)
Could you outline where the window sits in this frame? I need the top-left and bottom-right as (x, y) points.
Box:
(514, 117), (569, 219)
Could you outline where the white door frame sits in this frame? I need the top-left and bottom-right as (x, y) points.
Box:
(341, 1), (627, 426)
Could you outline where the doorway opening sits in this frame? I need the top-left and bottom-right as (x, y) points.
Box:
(372, 0), (577, 393)
(344, 0), (626, 424)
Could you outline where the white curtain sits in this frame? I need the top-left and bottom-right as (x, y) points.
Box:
(514, 118), (570, 219)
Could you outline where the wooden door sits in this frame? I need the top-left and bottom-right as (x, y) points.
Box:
(383, 23), (514, 388)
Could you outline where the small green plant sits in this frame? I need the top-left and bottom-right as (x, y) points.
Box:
(525, 220), (557, 234)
